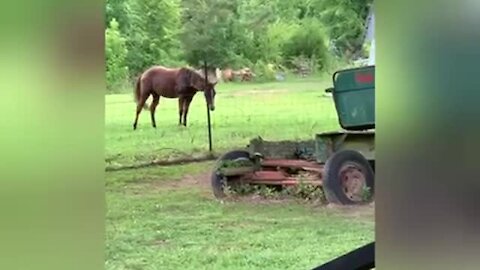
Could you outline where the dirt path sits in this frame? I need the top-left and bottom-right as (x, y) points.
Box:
(128, 167), (374, 220)
(169, 172), (372, 212)
(226, 88), (291, 97)
(159, 172), (212, 190)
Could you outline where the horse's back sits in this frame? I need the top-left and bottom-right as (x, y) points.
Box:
(143, 65), (179, 76)
(141, 65), (180, 98)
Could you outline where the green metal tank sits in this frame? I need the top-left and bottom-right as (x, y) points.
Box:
(331, 65), (375, 130)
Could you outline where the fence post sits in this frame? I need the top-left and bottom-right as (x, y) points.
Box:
(203, 60), (213, 153)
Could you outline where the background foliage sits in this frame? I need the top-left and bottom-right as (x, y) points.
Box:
(105, 0), (373, 91)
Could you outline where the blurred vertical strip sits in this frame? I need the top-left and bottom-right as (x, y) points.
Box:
(377, 0), (480, 269)
(364, 3), (375, 65)
(0, 0), (104, 270)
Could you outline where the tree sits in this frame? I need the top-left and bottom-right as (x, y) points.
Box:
(106, 18), (129, 92)
(105, 0), (132, 33)
(127, 0), (183, 75)
(181, 0), (285, 69)
(314, 0), (373, 59)
(181, 0), (244, 68)
(103, 0), (374, 85)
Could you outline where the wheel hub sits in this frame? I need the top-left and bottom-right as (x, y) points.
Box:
(339, 163), (367, 202)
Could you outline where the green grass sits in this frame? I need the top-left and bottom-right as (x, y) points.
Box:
(106, 163), (374, 270)
(106, 76), (374, 269)
(106, 76), (340, 167)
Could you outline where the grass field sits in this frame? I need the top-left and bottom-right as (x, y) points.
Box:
(106, 76), (340, 168)
(106, 76), (375, 269)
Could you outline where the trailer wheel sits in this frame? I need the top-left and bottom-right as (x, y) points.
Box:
(323, 150), (374, 205)
(211, 150), (253, 199)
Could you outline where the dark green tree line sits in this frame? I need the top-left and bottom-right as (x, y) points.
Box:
(105, 0), (373, 91)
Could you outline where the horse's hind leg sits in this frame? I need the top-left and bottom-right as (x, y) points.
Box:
(133, 93), (149, 130)
(150, 93), (160, 128)
(182, 95), (194, 127)
(178, 97), (185, 126)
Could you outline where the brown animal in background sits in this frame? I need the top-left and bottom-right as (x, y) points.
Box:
(222, 68), (234, 82)
(133, 65), (217, 129)
(239, 68), (254, 81)
(220, 67), (255, 82)
(234, 68), (255, 81)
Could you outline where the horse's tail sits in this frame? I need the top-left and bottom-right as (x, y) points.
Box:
(134, 76), (149, 110)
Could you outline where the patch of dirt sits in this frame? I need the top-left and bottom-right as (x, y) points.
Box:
(153, 171), (373, 211)
(128, 169), (375, 219)
(120, 170), (214, 196)
(155, 172), (212, 190)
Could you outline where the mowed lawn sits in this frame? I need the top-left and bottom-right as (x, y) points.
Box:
(106, 76), (375, 269)
(105, 77), (340, 167)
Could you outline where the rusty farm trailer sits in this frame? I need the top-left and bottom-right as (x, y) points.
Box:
(211, 65), (375, 205)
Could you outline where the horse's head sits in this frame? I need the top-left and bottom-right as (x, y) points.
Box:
(203, 81), (217, 111)
(194, 69), (218, 111)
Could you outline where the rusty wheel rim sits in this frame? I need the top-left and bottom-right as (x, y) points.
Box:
(339, 162), (367, 202)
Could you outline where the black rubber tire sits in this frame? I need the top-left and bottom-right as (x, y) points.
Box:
(211, 150), (252, 199)
(323, 150), (374, 205)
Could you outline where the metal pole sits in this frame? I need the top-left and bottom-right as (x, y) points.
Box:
(203, 60), (213, 152)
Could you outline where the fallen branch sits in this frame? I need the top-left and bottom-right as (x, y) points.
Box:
(105, 153), (218, 172)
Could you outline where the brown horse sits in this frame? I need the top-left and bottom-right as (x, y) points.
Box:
(221, 68), (234, 82)
(221, 67), (255, 82)
(236, 68), (255, 81)
(133, 65), (217, 130)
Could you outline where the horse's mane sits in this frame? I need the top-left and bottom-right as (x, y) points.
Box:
(146, 65), (218, 84)
(193, 68), (218, 84)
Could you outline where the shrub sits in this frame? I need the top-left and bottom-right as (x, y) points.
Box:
(252, 61), (276, 82)
(283, 18), (331, 72)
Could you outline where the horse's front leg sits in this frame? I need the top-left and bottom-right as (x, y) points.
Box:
(178, 97), (184, 126)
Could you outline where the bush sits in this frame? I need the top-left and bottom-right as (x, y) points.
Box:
(283, 19), (331, 72)
(255, 21), (299, 65)
(252, 61), (276, 82)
